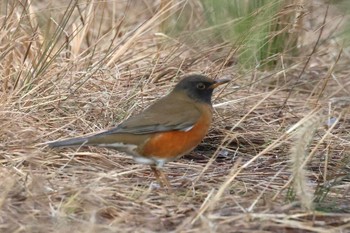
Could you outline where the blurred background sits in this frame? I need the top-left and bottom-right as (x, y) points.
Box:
(0, 0), (350, 232)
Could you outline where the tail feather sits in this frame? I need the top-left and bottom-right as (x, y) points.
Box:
(48, 137), (88, 148)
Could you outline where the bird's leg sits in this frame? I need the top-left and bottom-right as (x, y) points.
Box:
(158, 169), (171, 189)
(150, 165), (171, 189)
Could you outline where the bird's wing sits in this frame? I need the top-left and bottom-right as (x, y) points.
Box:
(99, 95), (201, 135)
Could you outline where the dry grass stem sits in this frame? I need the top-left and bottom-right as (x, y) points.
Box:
(0, 0), (349, 232)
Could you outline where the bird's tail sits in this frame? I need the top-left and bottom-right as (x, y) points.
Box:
(48, 137), (88, 148)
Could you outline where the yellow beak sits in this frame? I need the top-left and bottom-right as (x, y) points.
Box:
(209, 79), (230, 89)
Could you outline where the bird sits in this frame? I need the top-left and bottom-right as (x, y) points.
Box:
(48, 74), (229, 188)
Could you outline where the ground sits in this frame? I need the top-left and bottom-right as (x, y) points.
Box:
(0, 0), (349, 232)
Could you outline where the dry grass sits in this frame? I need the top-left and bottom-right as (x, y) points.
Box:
(1, 0), (350, 232)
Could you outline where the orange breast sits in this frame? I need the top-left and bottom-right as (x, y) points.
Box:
(140, 112), (212, 160)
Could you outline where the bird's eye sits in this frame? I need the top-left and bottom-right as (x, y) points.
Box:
(196, 83), (206, 90)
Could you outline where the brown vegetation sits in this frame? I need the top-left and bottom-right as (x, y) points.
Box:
(0, 0), (349, 232)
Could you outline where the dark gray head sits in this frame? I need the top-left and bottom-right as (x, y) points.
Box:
(173, 75), (229, 104)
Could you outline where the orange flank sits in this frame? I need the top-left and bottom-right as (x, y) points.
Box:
(141, 113), (212, 159)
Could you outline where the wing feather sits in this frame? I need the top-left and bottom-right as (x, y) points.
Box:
(97, 94), (200, 135)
